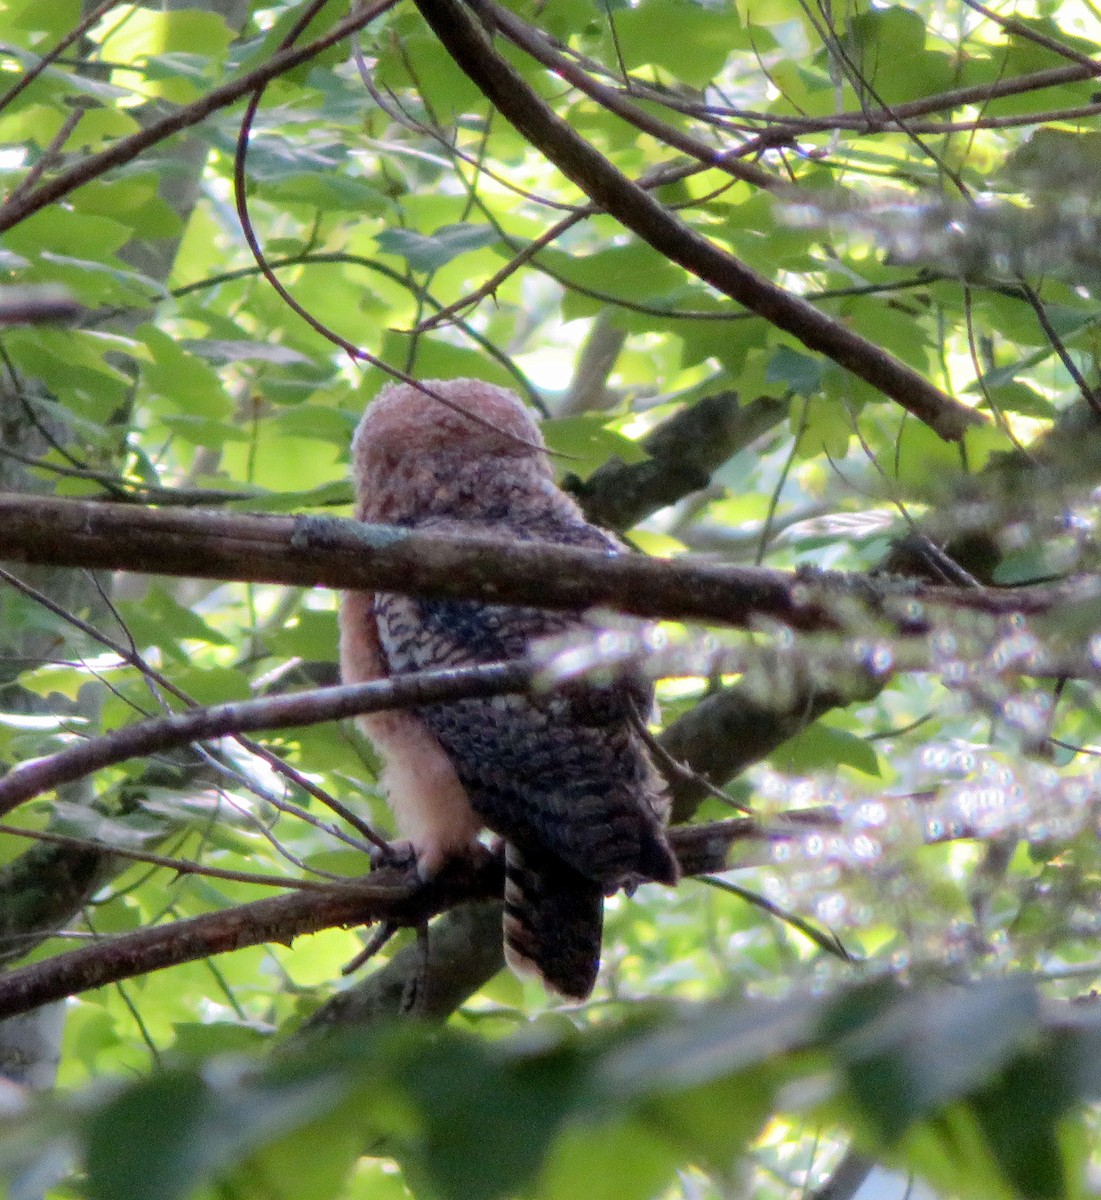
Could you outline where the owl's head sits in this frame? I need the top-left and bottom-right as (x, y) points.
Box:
(351, 378), (554, 522)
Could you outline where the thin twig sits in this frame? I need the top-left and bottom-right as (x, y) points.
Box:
(0, 2), (393, 233)
(0, 566), (391, 851)
(0, 663), (534, 817)
(0, 822), (331, 890)
(0, 0), (125, 115)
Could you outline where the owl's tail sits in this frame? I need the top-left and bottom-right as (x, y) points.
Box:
(502, 844), (604, 1001)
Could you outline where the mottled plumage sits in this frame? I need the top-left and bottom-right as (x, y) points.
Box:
(339, 378), (678, 999)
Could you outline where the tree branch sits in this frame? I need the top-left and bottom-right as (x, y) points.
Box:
(0, 494), (1080, 629)
(565, 391), (788, 532)
(0, 818), (814, 1018)
(0, 784), (1034, 1020)
(479, 0), (779, 191)
(663, 680), (861, 824)
(0, 664), (530, 817)
(299, 900), (506, 1030)
(0, 858), (503, 1021)
(300, 397), (1101, 1029)
(411, 0), (983, 442)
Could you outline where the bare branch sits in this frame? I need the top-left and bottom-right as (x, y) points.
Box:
(0, 857), (503, 1021)
(481, 0), (779, 191)
(0, 287), (82, 327)
(0, 494), (1081, 629)
(0, 823), (333, 891)
(714, 62), (1101, 135)
(0, 0), (124, 117)
(0, 818), (804, 1018)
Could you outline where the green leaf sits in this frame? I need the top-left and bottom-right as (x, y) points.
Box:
(118, 586), (232, 656)
(2, 327), (130, 420)
(770, 720), (882, 777)
(221, 133), (351, 184)
(892, 418), (965, 493)
(971, 1049), (1073, 1200)
(539, 242), (686, 314)
(232, 1107), (366, 1200)
(265, 609), (340, 660)
(375, 224), (502, 273)
(94, 7), (233, 63)
(137, 325), (233, 419)
(164, 666), (251, 706)
(982, 381), (1056, 419)
(845, 6), (954, 101)
(373, 31), (488, 118)
(991, 543), (1074, 585)
(83, 1067), (351, 1200)
(241, 481), (353, 512)
(609, 0), (743, 86)
(543, 416), (648, 480)
(182, 339), (312, 367)
(766, 345), (823, 396)
(536, 1117), (679, 1200)
(50, 801), (163, 848)
(5, 0), (82, 39)
(825, 977), (1041, 1142)
(83, 1070), (212, 1200)
(1005, 128), (1101, 193)
(597, 994), (815, 1096)
(401, 1034), (584, 1200)
(4, 208), (131, 264)
(169, 1024), (271, 1060)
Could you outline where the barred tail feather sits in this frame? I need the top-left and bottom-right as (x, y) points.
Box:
(503, 844), (603, 1001)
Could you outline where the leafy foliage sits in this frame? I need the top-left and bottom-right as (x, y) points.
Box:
(2, 0), (1101, 1197)
(7, 976), (1099, 1200)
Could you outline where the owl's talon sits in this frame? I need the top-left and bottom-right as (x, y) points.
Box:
(371, 839), (419, 872)
(411, 837), (490, 881)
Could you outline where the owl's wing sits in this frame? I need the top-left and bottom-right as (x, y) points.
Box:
(373, 518), (677, 1001)
(373, 586), (675, 890)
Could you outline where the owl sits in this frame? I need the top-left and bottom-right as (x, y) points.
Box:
(339, 378), (678, 1000)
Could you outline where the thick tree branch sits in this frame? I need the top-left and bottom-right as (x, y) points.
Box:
(0, 858), (503, 1021)
(566, 391), (788, 532)
(0, 818), (823, 1018)
(300, 900), (506, 1030)
(411, 0), (983, 442)
(0, 494), (1081, 628)
(663, 681), (862, 824)
(0, 840), (114, 967)
(0, 648), (894, 821)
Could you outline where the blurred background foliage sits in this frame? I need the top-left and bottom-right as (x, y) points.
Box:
(3, 0), (1101, 1195)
